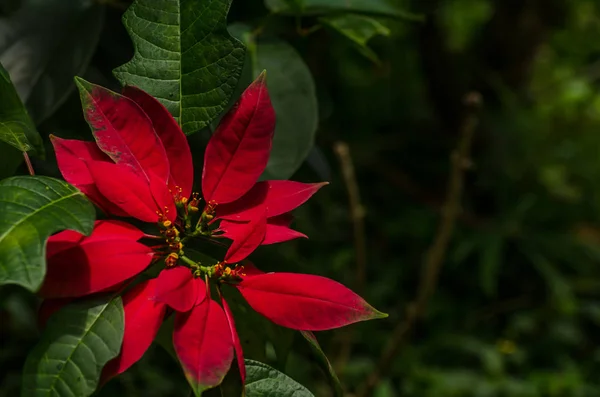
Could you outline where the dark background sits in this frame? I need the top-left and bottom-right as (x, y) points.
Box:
(3, 0), (600, 396)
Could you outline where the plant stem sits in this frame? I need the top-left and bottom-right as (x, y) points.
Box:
(356, 92), (482, 397)
(23, 152), (34, 175)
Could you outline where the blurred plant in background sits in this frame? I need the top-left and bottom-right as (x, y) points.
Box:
(2, 0), (600, 396)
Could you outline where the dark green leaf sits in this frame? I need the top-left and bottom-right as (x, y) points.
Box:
(231, 25), (318, 179)
(320, 14), (390, 63)
(22, 297), (125, 397)
(0, 63), (40, 153)
(245, 359), (315, 397)
(0, 176), (95, 291)
(0, 0), (105, 124)
(114, 0), (245, 135)
(299, 331), (343, 397)
(0, 141), (23, 179)
(265, 0), (422, 20)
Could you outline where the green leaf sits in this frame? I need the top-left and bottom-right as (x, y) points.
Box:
(0, 176), (95, 291)
(0, 0), (105, 124)
(0, 141), (23, 179)
(320, 14), (391, 63)
(265, 0), (422, 20)
(114, 0), (245, 135)
(22, 297), (125, 397)
(245, 359), (315, 397)
(231, 25), (318, 179)
(299, 331), (343, 397)
(0, 62), (41, 153)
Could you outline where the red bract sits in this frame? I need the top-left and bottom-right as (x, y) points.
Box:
(202, 72), (275, 205)
(173, 298), (233, 394)
(201, 75), (327, 248)
(102, 279), (167, 381)
(52, 78), (193, 223)
(40, 220), (153, 298)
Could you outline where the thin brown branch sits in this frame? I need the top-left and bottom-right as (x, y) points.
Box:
(332, 141), (367, 375)
(357, 92), (482, 397)
(334, 142), (367, 295)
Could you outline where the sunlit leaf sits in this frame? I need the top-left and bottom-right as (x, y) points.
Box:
(22, 297), (124, 397)
(0, 176), (95, 291)
(114, 0), (245, 135)
(245, 359), (315, 396)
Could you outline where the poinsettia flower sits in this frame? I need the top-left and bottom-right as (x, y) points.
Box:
(52, 78), (193, 223)
(40, 220), (154, 298)
(200, 73), (327, 247)
(43, 76), (385, 395)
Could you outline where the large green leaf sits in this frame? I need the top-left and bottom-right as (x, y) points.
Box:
(265, 0), (421, 19)
(114, 0), (245, 135)
(0, 0), (105, 124)
(231, 25), (318, 180)
(245, 359), (315, 397)
(22, 297), (125, 397)
(299, 331), (343, 397)
(320, 14), (391, 63)
(0, 62), (41, 153)
(0, 176), (95, 291)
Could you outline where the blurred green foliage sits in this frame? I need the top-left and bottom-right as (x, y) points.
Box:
(4, 0), (600, 396)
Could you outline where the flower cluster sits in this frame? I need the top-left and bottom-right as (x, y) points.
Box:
(41, 74), (385, 393)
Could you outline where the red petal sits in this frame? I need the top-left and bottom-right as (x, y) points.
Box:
(76, 78), (170, 185)
(123, 86), (194, 199)
(221, 216), (306, 246)
(88, 161), (173, 222)
(202, 73), (275, 204)
(41, 224), (153, 298)
(240, 260), (264, 277)
(91, 220), (146, 241)
(50, 136), (128, 216)
(102, 279), (167, 382)
(218, 181), (328, 221)
(263, 214), (307, 244)
(223, 213), (267, 264)
(237, 273), (387, 331)
(220, 296), (245, 384)
(155, 267), (206, 312)
(173, 299), (234, 393)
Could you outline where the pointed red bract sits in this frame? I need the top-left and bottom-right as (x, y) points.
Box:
(51, 136), (128, 216)
(223, 213), (267, 264)
(88, 161), (175, 222)
(76, 78), (170, 185)
(237, 273), (387, 331)
(220, 215), (306, 246)
(202, 73), (275, 205)
(261, 222), (307, 245)
(220, 295), (245, 384)
(40, 221), (153, 298)
(102, 279), (167, 381)
(174, 299), (234, 393)
(154, 267), (206, 312)
(123, 86), (194, 198)
(218, 181), (328, 221)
